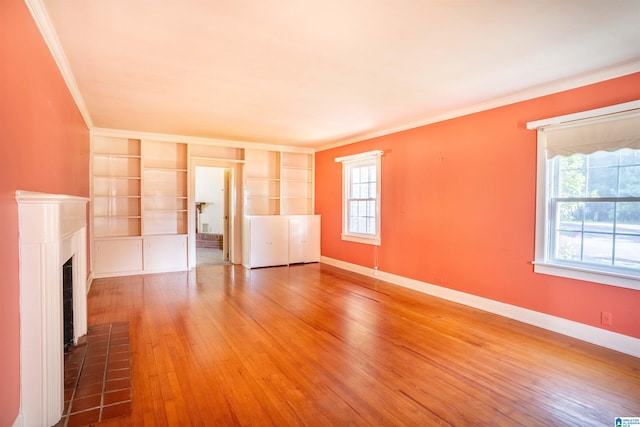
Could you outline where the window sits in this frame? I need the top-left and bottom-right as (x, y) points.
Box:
(528, 101), (640, 290)
(335, 150), (382, 245)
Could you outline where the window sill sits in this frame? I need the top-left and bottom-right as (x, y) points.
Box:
(533, 261), (640, 291)
(341, 234), (381, 246)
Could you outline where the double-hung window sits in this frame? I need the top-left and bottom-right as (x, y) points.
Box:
(528, 101), (640, 290)
(335, 150), (383, 245)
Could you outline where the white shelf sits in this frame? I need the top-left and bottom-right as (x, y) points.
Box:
(142, 140), (188, 235)
(91, 135), (191, 277)
(244, 149), (314, 215)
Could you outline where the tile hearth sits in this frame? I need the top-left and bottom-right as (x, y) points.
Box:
(56, 322), (132, 426)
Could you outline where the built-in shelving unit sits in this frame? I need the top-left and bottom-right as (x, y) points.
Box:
(91, 132), (316, 276)
(142, 140), (188, 235)
(244, 149), (314, 215)
(91, 136), (190, 277)
(244, 149), (281, 215)
(281, 151), (314, 215)
(92, 137), (142, 238)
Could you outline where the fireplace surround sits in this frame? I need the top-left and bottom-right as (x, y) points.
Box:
(16, 191), (89, 427)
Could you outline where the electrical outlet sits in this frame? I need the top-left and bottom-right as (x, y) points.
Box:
(601, 312), (613, 327)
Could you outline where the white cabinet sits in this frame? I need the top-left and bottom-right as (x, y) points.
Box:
(94, 238), (143, 275)
(91, 135), (190, 277)
(289, 215), (320, 264)
(143, 235), (188, 272)
(243, 215), (320, 268)
(243, 216), (290, 268)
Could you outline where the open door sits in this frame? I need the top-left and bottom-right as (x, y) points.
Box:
(194, 166), (231, 266)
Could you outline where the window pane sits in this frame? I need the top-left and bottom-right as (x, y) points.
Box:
(360, 183), (370, 199)
(349, 217), (358, 233)
(368, 165), (375, 181)
(555, 230), (581, 261)
(351, 167), (361, 184)
(616, 202), (640, 227)
(582, 232), (613, 266)
(557, 201), (583, 229)
(558, 154), (586, 197)
(587, 166), (617, 197)
(589, 150), (618, 167)
(358, 200), (367, 218)
(583, 202), (614, 233)
(348, 200), (358, 216)
(367, 200), (376, 217)
(615, 234), (640, 270)
(619, 165), (640, 197)
(351, 182), (360, 198)
(620, 148), (640, 166)
(367, 217), (375, 234)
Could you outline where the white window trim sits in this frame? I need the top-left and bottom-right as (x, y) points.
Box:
(528, 101), (640, 291)
(335, 150), (383, 246)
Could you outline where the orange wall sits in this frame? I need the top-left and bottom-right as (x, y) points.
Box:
(0, 0), (90, 424)
(316, 72), (640, 340)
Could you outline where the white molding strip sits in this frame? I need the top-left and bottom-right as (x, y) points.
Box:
(11, 413), (23, 427)
(24, 0), (93, 129)
(91, 127), (316, 154)
(526, 99), (640, 129)
(316, 60), (640, 151)
(320, 256), (640, 359)
(334, 150), (383, 164)
(86, 272), (94, 294)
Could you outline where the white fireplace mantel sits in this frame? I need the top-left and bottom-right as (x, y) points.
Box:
(16, 191), (89, 427)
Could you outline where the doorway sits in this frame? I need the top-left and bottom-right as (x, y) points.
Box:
(195, 166), (231, 266)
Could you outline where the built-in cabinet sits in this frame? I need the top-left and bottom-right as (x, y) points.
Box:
(91, 133), (317, 276)
(242, 149), (319, 269)
(243, 216), (290, 268)
(242, 215), (321, 268)
(92, 137), (142, 238)
(93, 238), (143, 274)
(244, 149), (314, 215)
(91, 136), (189, 277)
(142, 140), (188, 236)
(288, 215), (321, 264)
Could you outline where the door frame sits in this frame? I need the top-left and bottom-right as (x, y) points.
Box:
(189, 158), (243, 268)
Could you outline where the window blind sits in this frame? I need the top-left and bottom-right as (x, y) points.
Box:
(543, 110), (640, 158)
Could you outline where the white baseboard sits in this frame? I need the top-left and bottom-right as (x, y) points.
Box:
(86, 272), (94, 294)
(12, 412), (23, 427)
(320, 256), (640, 358)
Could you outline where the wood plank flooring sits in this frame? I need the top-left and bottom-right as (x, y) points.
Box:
(87, 263), (640, 426)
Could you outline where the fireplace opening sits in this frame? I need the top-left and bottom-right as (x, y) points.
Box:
(63, 256), (74, 352)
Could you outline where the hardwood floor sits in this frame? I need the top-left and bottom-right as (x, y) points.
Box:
(87, 263), (640, 426)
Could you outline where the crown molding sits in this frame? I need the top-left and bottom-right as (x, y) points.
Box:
(91, 127), (316, 154)
(315, 59), (640, 152)
(24, 0), (93, 129)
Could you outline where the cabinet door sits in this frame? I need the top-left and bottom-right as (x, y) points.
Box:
(289, 215), (320, 264)
(248, 216), (289, 268)
(143, 235), (188, 272)
(94, 238), (143, 275)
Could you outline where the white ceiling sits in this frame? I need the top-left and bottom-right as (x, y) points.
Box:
(34, 0), (640, 149)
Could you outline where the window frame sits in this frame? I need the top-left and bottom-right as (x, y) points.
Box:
(528, 101), (640, 290)
(335, 150), (382, 246)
